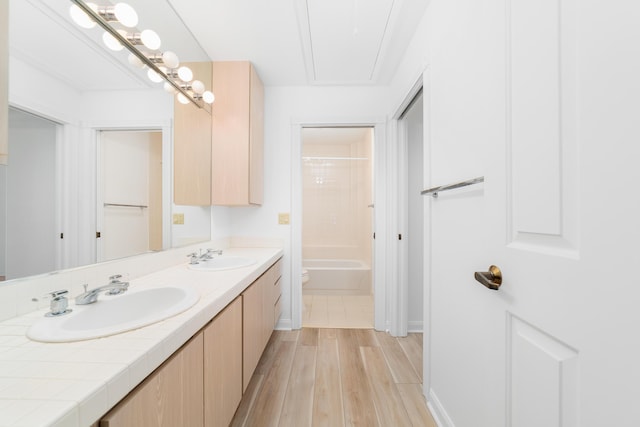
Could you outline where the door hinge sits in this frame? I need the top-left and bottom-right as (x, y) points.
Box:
(373, 232), (376, 239)
(96, 231), (101, 238)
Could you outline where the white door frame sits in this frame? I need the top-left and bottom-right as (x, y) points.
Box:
(90, 120), (172, 263)
(290, 117), (387, 331)
(389, 74), (425, 337)
(389, 69), (432, 397)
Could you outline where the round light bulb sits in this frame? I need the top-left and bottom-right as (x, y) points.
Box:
(140, 29), (161, 50)
(147, 68), (163, 83)
(113, 3), (138, 28)
(177, 93), (190, 105)
(162, 51), (179, 69)
(102, 31), (124, 51)
(127, 53), (145, 68)
(69, 3), (98, 29)
(191, 80), (205, 95)
(177, 66), (193, 82)
(202, 91), (215, 104)
(163, 82), (177, 94)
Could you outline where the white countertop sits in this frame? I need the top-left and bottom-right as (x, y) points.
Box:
(0, 247), (283, 427)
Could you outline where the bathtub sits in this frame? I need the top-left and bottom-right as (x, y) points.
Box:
(302, 259), (372, 295)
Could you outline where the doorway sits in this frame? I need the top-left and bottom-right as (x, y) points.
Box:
(399, 90), (425, 333)
(1, 108), (59, 280)
(300, 127), (375, 328)
(96, 130), (163, 262)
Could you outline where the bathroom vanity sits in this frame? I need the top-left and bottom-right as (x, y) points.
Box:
(100, 257), (281, 427)
(0, 245), (283, 427)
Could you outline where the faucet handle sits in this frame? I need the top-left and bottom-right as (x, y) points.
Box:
(38, 290), (72, 317)
(109, 274), (123, 283)
(46, 289), (69, 299)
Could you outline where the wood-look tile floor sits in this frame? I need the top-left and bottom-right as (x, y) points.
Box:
(302, 295), (374, 329)
(231, 328), (437, 427)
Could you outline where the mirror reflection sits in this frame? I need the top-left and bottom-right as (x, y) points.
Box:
(2, 0), (213, 281)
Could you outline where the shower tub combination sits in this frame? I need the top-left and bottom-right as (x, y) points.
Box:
(302, 259), (371, 295)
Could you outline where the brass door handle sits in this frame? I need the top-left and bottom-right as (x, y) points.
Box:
(474, 265), (502, 290)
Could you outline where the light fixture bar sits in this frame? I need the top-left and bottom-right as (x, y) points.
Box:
(302, 156), (369, 161)
(70, 0), (205, 109)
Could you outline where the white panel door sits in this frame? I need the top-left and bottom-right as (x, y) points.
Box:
(493, 0), (638, 425)
(98, 130), (162, 262)
(427, 0), (640, 426)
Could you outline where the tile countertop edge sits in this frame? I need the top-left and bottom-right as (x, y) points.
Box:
(0, 247), (284, 427)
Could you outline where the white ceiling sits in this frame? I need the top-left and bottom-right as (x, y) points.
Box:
(9, 0), (429, 91)
(167, 0), (429, 86)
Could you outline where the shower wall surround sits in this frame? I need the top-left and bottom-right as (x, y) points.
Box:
(301, 129), (373, 265)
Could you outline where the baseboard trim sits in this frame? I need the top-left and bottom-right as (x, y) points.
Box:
(275, 318), (293, 330)
(428, 389), (455, 427)
(408, 320), (423, 333)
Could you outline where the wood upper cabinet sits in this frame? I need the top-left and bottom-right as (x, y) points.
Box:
(211, 61), (264, 206)
(173, 62), (212, 206)
(204, 296), (243, 427)
(0, 0), (8, 165)
(100, 332), (204, 427)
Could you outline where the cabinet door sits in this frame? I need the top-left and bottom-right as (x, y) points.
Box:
(211, 61), (263, 206)
(100, 332), (204, 427)
(173, 62), (212, 206)
(204, 296), (242, 427)
(242, 278), (264, 392)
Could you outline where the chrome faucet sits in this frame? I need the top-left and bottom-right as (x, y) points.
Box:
(187, 249), (223, 264)
(201, 248), (223, 260)
(75, 274), (129, 305)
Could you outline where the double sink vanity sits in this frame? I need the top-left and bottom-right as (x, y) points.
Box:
(0, 245), (283, 427)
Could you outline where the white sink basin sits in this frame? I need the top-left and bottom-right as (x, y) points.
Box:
(27, 286), (199, 343)
(188, 256), (257, 272)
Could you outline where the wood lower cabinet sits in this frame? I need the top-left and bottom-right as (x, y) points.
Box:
(204, 296), (243, 427)
(242, 277), (264, 392)
(242, 258), (282, 391)
(100, 332), (204, 427)
(100, 258), (281, 426)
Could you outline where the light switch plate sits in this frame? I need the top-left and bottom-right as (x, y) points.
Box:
(278, 213), (290, 225)
(173, 213), (184, 225)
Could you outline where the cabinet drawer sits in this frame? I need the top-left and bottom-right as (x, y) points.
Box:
(272, 277), (281, 304)
(270, 258), (282, 281)
(274, 295), (282, 327)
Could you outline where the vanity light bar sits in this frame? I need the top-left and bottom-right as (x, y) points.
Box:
(70, 0), (208, 110)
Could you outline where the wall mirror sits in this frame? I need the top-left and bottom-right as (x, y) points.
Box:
(2, 0), (213, 282)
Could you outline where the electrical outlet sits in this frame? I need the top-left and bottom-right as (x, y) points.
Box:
(173, 213), (185, 225)
(278, 213), (290, 225)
